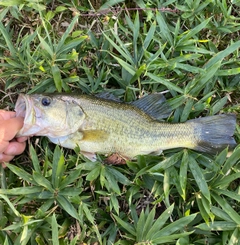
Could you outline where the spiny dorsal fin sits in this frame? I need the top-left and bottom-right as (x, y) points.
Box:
(95, 91), (121, 102)
(131, 94), (172, 120)
(95, 92), (172, 120)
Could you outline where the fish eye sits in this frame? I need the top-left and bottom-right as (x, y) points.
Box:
(41, 97), (52, 106)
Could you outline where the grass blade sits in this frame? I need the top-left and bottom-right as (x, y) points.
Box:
(55, 16), (79, 54)
(143, 21), (156, 50)
(179, 150), (189, 200)
(213, 189), (240, 202)
(147, 72), (183, 93)
(217, 67), (240, 76)
(52, 146), (65, 189)
(180, 98), (194, 122)
(29, 144), (41, 173)
(228, 227), (240, 245)
(38, 33), (54, 57)
(51, 64), (63, 92)
(133, 12), (140, 64)
(152, 232), (194, 244)
(148, 152), (183, 172)
(59, 168), (82, 189)
(211, 96), (228, 115)
(152, 214), (197, 238)
(136, 209), (147, 241)
(189, 156), (211, 203)
(211, 192), (240, 224)
(0, 22), (16, 55)
(103, 31), (134, 65)
(146, 204), (174, 240)
(177, 18), (211, 46)
(211, 172), (240, 189)
(51, 214), (59, 245)
(0, 186), (43, 195)
(0, 194), (20, 217)
(187, 61), (221, 96)
(196, 221), (237, 231)
(113, 214), (136, 236)
(156, 12), (173, 45)
(222, 145), (240, 175)
(6, 164), (37, 185)
(33, 172), (54, 192)
(110, 54), (136, 76)
(56, 195), (80, 221)
(204, 40), (240, 69)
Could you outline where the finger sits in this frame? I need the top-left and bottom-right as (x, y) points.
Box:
(0, 140), (9, 153)
(3, 141), (26, 156)
(0, 153), (15, 163)
(0, 117), (24, 141)
(0, 110), (16, 120)
(16, 136), (29, 143)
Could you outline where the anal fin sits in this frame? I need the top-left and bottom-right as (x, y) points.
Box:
(81, 151), (97, 161)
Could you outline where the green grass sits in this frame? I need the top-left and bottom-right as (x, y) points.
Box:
(0, 0), (240, 244)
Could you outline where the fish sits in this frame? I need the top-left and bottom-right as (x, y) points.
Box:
(15, 93), (237, 162)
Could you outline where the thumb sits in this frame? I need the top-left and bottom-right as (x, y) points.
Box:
(0, 117), (24, 141)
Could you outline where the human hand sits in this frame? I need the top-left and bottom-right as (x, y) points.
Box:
(0, 110), (27, 164)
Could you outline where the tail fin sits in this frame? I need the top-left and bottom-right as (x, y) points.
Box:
(189, 114), (237, 154)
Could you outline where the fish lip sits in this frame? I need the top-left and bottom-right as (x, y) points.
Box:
(15, 94), (28, 118)
(15, 94), (34, 136)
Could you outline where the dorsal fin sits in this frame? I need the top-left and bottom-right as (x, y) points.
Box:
(95, 92), (172, 120)
(95, 91), (121, 102)
(131, 94), (172, 120)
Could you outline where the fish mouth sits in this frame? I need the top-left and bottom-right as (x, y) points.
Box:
(15, 94), (36, 137)
(15, 94), (28, 118)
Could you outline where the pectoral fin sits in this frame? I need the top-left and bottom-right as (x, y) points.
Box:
(81, 130), (108, 142)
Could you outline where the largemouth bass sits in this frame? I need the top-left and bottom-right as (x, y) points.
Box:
(15, 93), (237, 161)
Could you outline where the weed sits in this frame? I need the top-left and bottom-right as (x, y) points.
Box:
(0, 0), (239, 244)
